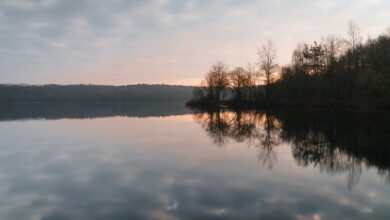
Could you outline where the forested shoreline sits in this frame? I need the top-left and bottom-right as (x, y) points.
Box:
(188, 23), (390, 108)
(0, 84), (193, 103)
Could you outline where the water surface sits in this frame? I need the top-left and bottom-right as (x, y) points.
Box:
(0, 103), (389, 220)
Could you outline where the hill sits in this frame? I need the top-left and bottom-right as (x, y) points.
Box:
(0, 84), (194, 104)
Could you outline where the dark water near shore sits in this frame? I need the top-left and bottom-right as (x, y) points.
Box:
(0, 103), (389, 220)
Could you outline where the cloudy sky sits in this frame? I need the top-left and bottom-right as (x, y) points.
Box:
(0, 0), (389, 85)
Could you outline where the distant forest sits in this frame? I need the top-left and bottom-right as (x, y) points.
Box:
(0, 84), (193, 103)
(188, 22), (390, 108)
(0, 102), (190, 121)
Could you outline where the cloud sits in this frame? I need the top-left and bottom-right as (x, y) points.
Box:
(0, 0), (389, 84)
(3, 0), (59, 9)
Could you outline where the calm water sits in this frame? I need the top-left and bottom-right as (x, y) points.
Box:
(0, 103), (389, 220)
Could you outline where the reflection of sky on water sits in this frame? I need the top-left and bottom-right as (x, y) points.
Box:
(0, 115), (389, 220)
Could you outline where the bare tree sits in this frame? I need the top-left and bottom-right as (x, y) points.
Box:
(321, 35), (344, 65)
(246, 62), (259, 85)
(257, 40), (278, 103)
(229, 67), (246, 102)
(205, 62), (230, 103)
(347, 20), (362, 51)
(245, 62), (260, 102)
(229, 67), (255, 102)
(291, 43), (308, 69)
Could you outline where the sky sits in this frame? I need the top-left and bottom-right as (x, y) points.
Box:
(0, 0), (389, 86)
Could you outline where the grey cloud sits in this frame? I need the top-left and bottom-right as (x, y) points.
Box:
(0, 0), (389, 84)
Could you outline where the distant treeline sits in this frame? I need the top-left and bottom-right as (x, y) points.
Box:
(0, 102), (190, 121)
(0, 84), (193, 103)
(188, 22), (390, 108)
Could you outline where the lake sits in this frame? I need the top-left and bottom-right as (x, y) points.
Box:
(0, 103), (389, 220)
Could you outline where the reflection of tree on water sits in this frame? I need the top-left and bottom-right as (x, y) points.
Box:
(192, 109), (281, 169)
(289, 131), (363, 189)
(193, 109), (231, 146)
(254, 113), (281, 169)
(191, 107), (390, 188)
(280, 109), (390, 189)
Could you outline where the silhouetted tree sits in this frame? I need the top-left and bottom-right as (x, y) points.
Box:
(205, 62), (230, 104)
(257, 40), (278, 104)
(228, 67), (256, 104)
(189, 22), (390, 108)
(347, 20), (362, 52)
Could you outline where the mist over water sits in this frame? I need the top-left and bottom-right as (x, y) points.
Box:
(0, 103), (389, 220)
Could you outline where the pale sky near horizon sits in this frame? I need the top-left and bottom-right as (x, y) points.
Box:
(0, 0), (389, 86)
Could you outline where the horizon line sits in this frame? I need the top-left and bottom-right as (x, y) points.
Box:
(0, 83), (198, 87)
